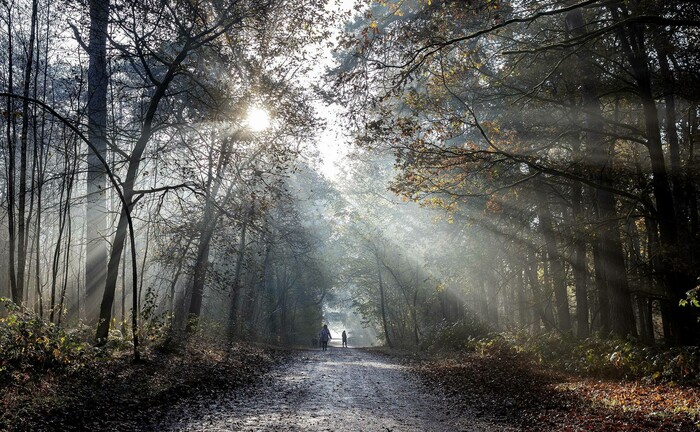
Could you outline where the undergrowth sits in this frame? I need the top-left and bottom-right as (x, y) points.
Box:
(0, 298), (289, 431)
(510, 332), (700, 384)
(420, 318), (700, 384)
(0, 299), (94, 386)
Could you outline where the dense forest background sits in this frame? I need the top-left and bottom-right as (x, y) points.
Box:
(0, 0), (338, 354)
(1, 0), (699, 366)
(333, 0), (700, 351)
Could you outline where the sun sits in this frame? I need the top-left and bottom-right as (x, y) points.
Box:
(246, 106), (271, 132)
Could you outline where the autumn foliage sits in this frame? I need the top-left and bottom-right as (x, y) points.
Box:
(412, 341), (700, 431)
(0, 302), (288, 430)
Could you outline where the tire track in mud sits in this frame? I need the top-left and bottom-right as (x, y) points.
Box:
(158, 347), (509, 431)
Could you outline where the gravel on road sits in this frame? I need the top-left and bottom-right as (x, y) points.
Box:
(157, 346), (509, 431)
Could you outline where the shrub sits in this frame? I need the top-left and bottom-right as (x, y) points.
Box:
(420, 315), (491, 352)
(0, 298), (92, 385)
(508, 331), (700, 384)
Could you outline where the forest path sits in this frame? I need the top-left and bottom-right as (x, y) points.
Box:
(157, 346), (509, 431)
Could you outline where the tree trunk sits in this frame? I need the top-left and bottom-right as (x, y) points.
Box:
(57, 209), (73, 326)
(608, 2), (695, 344)
(599, 193), (636, 338)
(374, 248), (392, 348)
(636, 295), (654, 344)
(536, 189), (572, 334)
(6, 11), (19, 305)
(656, 38), (689, 245)
(515, 266), (529, 329)
(16, 0), (39, 307)
(242, 234), (271, 338)
(485, 270), (500, 329)
(259, 234), (274, 332)
(49, 159), (73, 323)
(571, 182), (589, 339)
(526, 258), (552, 332)
(85, 0), (110, 327)
(187, 134), (238, 327)
(34, 185), (43, 317)
(96, 191), (131, 341)
(380, 259), (421, 345)
(477, 278), (488, 322)
(168, 238), (192, 328)
(567, 7), (635, 338)
(688, 107), (699, 252)
(187, 218), (216, 329)
(591, 236), (610, 333)
(121, 241), (126, 332)
(228, 204), (252, 336)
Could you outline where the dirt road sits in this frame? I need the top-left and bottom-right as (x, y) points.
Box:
(158, 346), (509, 431)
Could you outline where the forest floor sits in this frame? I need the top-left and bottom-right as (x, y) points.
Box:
(2, 342), (699, 431)
(410, 348), (700, 431)
(0, 340), (290, 431)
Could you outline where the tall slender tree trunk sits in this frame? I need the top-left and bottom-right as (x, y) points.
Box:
(121, 239), (126, 331)
(571, 182), (589, 339)
(229, 204), (252, 336)
(591, 236), (610, 333)
(250, 232), (272, 334)
(33, 19), (49, 317)
(34, 189), (43, 317)
(686, 106), (699, 268)
(374, 248), (392, 348)
(515, 266), (528, 329)
(476, 278), (488, 322)
(562, 21), (590, 337)
(536, 188), (572, 334)
(187, 219), (216, 329)
(6, 10), (19, 305)
(380, 259), (421, 344)
(412, 290), (420, 345)
(50, 160), (72, 323)
(656, 39), (689, 241)
(85, 0), (110, 327)
(57, 208), (73, 325)
(96, 189), (131, 341)
(168, 238), (191, 328)
(598, 194), (636, 338)
(485, 270), (500, 329)
(16, 0), (39, 307)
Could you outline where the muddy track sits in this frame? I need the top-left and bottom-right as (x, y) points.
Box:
(156, 346), (509, 431)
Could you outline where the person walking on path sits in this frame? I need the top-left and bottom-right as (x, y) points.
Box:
(319, 324), (332, 351)
(341, 330), (348, 348)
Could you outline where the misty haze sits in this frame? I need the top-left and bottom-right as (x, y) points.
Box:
(1, 0), (699, 431)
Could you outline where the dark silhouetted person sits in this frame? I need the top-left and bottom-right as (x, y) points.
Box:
(342, 330), (348, 347)
(319, 324), (332, 351)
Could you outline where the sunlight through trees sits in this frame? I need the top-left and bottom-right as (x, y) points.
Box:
(0, 0), (698, 392)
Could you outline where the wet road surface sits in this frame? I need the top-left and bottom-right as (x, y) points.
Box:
(158, 346), (510, 431)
